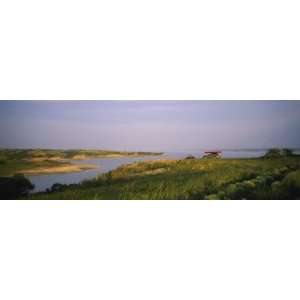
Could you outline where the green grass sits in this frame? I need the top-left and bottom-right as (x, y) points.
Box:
(26, 157), (300, 200)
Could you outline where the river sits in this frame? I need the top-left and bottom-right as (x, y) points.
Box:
(28, 150), (270, 192)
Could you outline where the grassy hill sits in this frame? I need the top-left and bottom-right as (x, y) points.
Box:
(27, 156), (300, 200)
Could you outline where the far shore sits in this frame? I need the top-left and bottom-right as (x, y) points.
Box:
(70, 153), (164, 160)
(0, 149), (163, 177)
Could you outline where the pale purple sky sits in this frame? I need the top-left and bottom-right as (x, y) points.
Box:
(0, 101), (300, 151)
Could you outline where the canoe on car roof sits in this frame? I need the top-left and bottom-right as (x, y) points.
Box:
(202, 150), (222, 159)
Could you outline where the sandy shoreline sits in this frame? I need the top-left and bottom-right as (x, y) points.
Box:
(17, 164), (98, 176)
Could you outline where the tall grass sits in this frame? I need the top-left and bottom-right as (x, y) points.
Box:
(26, 157), (300, 200)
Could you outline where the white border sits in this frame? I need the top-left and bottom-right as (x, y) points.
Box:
(1, 200), (300, 300)
(1, 0), (300, 299)
(0, 0), (300, 100)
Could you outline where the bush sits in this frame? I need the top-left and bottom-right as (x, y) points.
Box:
(279, 167), (289, 173)
(272, 168), (282, 178)
(243, 180), (256, 190)
(280, 170), (300, 199)
(271, 181), (281, 192)
(0, 174), (34, 199)
(51, 183), (67, 192)
(254, 176), (265, 187)
(105, 171), (113, 183)
(263, 148), (282, 159)
(264, 175), (274, 184)
(217, 191), (226, 199)
(264, 148), (295, 159)
(226, 183), (239, 199)
(184, 155), (196, 160)
(224, 179), (258, 199)
(282, 148), (294, 156)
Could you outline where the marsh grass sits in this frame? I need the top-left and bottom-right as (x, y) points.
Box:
(25, 157), (300, 200)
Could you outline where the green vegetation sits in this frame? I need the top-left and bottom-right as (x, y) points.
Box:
(26, 156), (300, 200)
(2, 148), (299, 200)
(263, 148), (297, 159)
(0, 148), (163, 176)
(0, 174), (34, 199)
(184, 155), (196, 160)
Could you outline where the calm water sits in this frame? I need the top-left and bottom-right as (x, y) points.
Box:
(28, 150), (269, 192)
(29, 155), (164, 192)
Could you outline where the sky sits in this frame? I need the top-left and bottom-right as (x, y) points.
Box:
(0, 100), (300, 151)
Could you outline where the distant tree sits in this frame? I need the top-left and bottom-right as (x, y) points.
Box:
(263, 148), (282, 159)
(282, 148), (294, 156)
(0, 174), (34, 199)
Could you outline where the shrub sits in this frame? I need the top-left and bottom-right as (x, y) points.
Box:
(51, 183), (67, 192)
(272, 168), (282, 179)
(205, 194), (219, 200)
(282, 148), (294, 156)
(271, 181), (281, 192)
(243, 180), (256, 190)
(280, 166), (289, 173)
(254, 176), (265, 187)
(106, 171), (113, 182)
(0, 174), (34, 199)
(264, 175), (274, 184)
(263, 148), (282, 159)
(184, 155), (196, 160)
(280, 170), (300, 199)
(226, 183), (239, 199)
(217, 191), (226, 199)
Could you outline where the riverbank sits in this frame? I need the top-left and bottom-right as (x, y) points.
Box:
(27, 156), (300, 200)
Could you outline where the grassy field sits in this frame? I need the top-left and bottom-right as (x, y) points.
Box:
(0, 149), (163, 176)
(26, 156), (300, 200)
